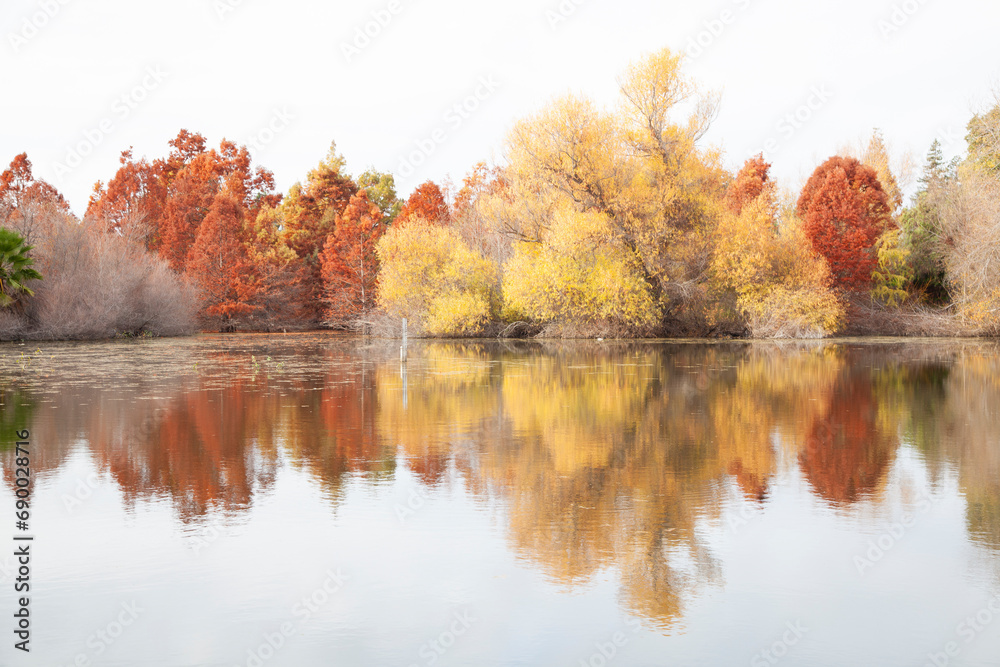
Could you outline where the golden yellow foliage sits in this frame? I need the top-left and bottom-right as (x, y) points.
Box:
(376, 220), (499, 335)
(502, 207), (661, 329)
(481, 48), (728, 334)
(711, 189), (844, 337)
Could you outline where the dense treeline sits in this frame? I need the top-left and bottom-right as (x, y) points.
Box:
(2, 47), (999, 339)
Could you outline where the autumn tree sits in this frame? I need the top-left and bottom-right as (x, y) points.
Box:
(319, 192), (384, 325)
(712, 157), (843, 337)
(280, 143), (358, 259)
(1, 153), (70, 246)
(966, 100), (1000, 173)
(796, 156), (894, 291)
(934, 101), (1000, 332)
(503, 207), (660, 332)
(86, 131), (211, 249)
(487, 48), (727, 334)
(357, 169), (402, 226)
(186, 192), (258, 329)
(88, 151), (165, 247)
(159, 152), (220, 272)
(87, 131), (280, 271)
(450, 162), (511, 264)
(156, 139), (280, 273)
(725, 153), (770, 215)
(213, 139), (282, 216)
(279, 143), (358, 320)
(858, 129), (905, 213)
(377, 220), (499, 335)
(398, 180), (449, 225)
(244, 205), (305, 325)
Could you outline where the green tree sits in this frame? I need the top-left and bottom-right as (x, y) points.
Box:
(356, 169), (402, 226)
(0, 228), (42, 309)
(872, 229), (911, 307)
(898, 140), (955, 302)
(918, 139), (948, 187)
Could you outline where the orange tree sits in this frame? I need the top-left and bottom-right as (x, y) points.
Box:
(796, 156), (893, 290)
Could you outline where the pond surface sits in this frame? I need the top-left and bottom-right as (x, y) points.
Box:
(0, 335), (998, 666)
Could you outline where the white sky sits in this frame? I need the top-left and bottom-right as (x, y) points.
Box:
(2, 0), (997, 216)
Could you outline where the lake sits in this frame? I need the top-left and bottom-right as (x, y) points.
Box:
(0, 335), (998, 666)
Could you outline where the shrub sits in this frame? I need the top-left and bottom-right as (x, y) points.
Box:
(502, 208), (660, 331)
(712, 186), (844, 338)
(376, 220), (499, 336)
(1, 211), (198, 340)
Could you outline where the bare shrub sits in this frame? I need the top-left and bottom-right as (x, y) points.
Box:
(935, 170), (1000, 334)
(537, 320), (646, 339)
(840, 298), (969, 337)
(1, 210), (198, 340)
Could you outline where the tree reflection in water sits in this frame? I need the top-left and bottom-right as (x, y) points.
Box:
(1, 336), (999, 627)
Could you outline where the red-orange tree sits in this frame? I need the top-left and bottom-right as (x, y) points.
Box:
(796, 156), (893, 290)
(279, 145), (358, 320)
(186, 192), (258, 328)
(159, 152), (220, 271)
(158, 139), (280, 273)
(726, 154), (770, 215)
(86, 130), (211, 248)
(89, 131), (280, 264)
(1, 154), (70, 248)
(319, 192), (384, 324)
(86, 149), (166, 246)
(398, 180), (449, 225)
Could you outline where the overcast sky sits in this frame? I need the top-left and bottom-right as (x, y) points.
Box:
(2, 0), (997, 215)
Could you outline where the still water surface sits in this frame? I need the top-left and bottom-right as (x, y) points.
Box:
(0, 335), (998, 666)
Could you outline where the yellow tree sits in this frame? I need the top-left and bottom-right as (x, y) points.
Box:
(711, 157), (844, 337)
(377, 220), (499, 335)
(503, 206), (660, 331)
(859, 129), (904, 213)
(489, 48), (728, 334)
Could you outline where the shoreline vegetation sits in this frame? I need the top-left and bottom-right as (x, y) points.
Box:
(1, 48), (999, 342)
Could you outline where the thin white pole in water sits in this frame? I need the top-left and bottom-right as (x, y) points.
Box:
(400, 318), (408, 410)
(400, 318), (408, 362)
